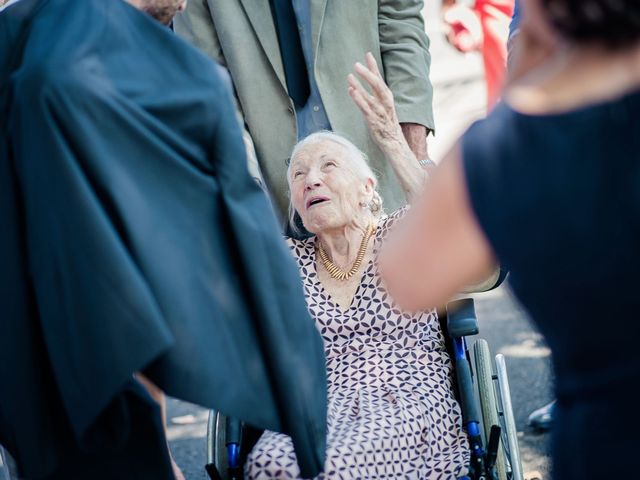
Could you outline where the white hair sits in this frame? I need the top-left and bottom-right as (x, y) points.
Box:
(287, 131), (384, 234)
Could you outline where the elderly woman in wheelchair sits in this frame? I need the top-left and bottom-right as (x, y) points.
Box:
(240, 54), (474, 479)
(199, 54), (521, 480)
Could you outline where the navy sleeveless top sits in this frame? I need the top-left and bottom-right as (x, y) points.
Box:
(462, 90), (640, 478)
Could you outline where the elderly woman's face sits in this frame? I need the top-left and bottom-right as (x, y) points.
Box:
(289, 140), (372, 234)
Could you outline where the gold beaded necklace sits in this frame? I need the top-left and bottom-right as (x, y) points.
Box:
(316, 224), (375, 281)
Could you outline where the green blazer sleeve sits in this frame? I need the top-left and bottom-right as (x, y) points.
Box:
(379, 0), (435, 132)
(174, 1), (265, 184)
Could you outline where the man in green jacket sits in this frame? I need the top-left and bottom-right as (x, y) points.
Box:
(174, 0), (435, 227)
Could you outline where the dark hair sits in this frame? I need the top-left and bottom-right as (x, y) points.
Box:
(541, 0), (640, 48)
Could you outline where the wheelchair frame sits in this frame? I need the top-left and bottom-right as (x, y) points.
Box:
(447, 298), (523, 480)
(205, 297), (523, 480)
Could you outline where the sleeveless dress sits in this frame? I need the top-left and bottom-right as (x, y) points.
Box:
(462, 89), (640, 479)
(246, 209), (469, 479)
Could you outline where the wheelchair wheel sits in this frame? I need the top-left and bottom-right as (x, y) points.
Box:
(206, 410), (263, 480)
(495, 354), (524, 480)
(473, 339), (508, 480)
(206, 410), (236, 480)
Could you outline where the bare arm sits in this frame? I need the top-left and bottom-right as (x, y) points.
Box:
(348, 53), (427, 203)
(378, 146), (497, 311)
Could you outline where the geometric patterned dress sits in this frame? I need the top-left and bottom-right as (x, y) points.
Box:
(245, 209), (469, 479)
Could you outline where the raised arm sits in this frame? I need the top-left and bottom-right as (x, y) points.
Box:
(378, 0), (434, 160)
(379, 147), (497, 311)
(348, 53), (427, 203)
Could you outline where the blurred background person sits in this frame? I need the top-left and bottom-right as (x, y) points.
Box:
(442, 0), (515, 111)
(379, 0), (640, 478)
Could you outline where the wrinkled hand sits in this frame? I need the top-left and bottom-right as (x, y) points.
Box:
(348, 52), (404, 150)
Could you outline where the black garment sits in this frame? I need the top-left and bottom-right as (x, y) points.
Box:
(462, 90), (640, 479)
(0, 0), (326, 478)
(268, 0), (310, 107)
(44, 381), (173, 480)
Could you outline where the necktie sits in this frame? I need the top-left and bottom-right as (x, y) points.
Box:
(269, 0), (311, 108)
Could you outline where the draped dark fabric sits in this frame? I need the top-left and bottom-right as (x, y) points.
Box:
(0, 0), (326, 478)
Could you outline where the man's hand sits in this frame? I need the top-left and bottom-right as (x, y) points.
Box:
(400, 123), (429, 162)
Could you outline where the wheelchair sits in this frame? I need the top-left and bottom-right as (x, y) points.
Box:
(204, 297), (523, 480)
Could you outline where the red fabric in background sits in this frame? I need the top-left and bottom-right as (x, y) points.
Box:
(474, 0), (514, 110)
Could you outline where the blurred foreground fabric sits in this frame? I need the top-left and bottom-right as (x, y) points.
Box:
(0, 0), (326, 477)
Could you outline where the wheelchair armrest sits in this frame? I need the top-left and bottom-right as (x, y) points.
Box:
(460, 266), (508, 294)
(446, 298), (479, 338)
